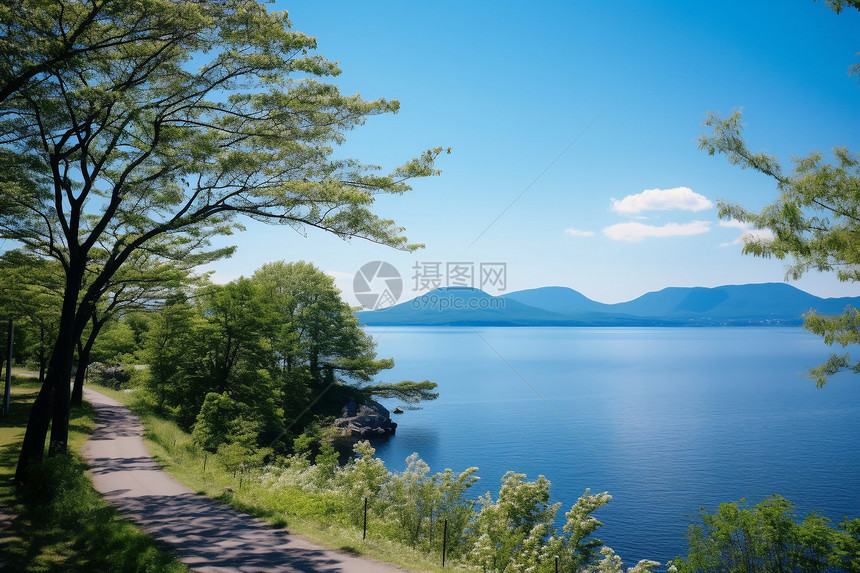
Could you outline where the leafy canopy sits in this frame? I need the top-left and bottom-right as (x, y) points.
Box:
(700, 110), (860, 386)
(0, 0), (441, 466)
(698, 2), (860, 387)
(0, 0), (441, 285)
(670, 495), (860, 572)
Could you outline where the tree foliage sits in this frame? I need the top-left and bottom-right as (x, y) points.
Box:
(360, 380), (439, 406)
(670, 496), (860, 573)
(0, 0), (441, 477)
(328, 443), (620, 569)
(140, 293), (196, 409)
(191, 391), (238, 453)
(818, 0), (860, 16)
(469, 472), (619, 572)
(139, 260), (436, 449)
(381, 452), (479, 555)
(0, 251), (63, 379)
(698, 2), (860, 387)
(252, 261), (394, 390)
(700, 110), (860, 386)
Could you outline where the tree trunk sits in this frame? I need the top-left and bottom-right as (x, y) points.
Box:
(71, 345), (85, 408)
(71, 327), (97, 408)
(13, 378), (53, 482)
(16, 267), (84, 481)
(48, 316), (77, 456)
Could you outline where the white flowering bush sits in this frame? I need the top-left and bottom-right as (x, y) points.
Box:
(256, 441), (659, 571)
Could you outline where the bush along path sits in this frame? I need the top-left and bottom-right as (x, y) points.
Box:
(80, 388), (406, 573)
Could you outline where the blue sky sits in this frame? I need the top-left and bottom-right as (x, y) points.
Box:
(203, 0), (860, 305)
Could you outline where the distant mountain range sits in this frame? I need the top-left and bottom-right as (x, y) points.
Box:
(356, 283), (860, 327)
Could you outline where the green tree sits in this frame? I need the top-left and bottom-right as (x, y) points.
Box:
(146, 279), (281, 432)
(0, 0), (441, 480)
(137, 262), (435, 444)
(249, 261), (437, 430)
(213, 416), (273, 481)
(252, 261), (394, 388)
(141, 292), (198, 410)
(470, 471), (561, 571)
(70, 249), (205, 407)
(670, 496), (860, 573)
(337, 440), (390, 526)
(188, 280), (283, 436)
(384, 453), (436, 547)
(381, 453), (479, 553)
(359, 380), (439, 407)
(0, 248), (202, 403)
(556, 488), (615, 569)
(701, 111), (860, 387)
(587, 548), (660, 573)
(426, 464), (480, 557)
(191, 392), (238, 453)
(699, 2), (860, 388)
(196, 280), (273, 395)
(470, 474), (618, 572)
(0, 251), (63, 381)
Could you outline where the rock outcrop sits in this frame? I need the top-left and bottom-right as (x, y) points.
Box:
(334, 400), (397, 438)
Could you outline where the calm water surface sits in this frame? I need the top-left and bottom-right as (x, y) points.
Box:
(366, 327), (860, 565)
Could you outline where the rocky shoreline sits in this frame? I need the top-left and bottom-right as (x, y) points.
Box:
(334, 400), (398, 439)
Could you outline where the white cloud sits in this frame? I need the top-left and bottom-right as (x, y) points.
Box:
(719, 219), (775, 246)
(603, 220), (712, 242)
(610, 187), (713, 214)
(564, 228), (595, 237)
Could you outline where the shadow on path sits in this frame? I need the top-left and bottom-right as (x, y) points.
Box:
(109, 492), (349, 573)
(81, 389), (405, 573)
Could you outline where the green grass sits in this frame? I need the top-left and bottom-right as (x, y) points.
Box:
(0, 377), (190, 573)
(96, 383), (475, 572)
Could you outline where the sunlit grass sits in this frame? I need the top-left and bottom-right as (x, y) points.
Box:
(95, 382), (475, 572)
(0, 377), (190, 572)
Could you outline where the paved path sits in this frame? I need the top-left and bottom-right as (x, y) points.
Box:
(81, 388), (407, 573)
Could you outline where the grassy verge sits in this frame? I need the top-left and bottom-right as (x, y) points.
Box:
(94, 383), (474, 572)
(0, 377), (190, 572)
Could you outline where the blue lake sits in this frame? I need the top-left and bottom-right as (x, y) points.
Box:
(366, 326), (860, 566)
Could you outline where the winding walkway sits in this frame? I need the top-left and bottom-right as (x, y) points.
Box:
(81, 388), (407, 573)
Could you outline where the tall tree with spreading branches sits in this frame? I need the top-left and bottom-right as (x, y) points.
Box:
(700, 2), (860, 388)
(0, 0), (441, 482)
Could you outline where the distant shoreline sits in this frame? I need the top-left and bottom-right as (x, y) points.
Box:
(357, 283), (857, 328)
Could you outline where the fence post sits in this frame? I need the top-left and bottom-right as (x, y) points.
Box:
(363, 497), (368, 540)
(555, 555), (559, 573)
(203, 452), (207, 471)
(442, 518), (448, 567)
